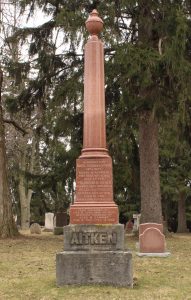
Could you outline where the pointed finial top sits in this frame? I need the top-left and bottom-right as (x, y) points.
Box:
(85, 9), (103, 36)
(91, 9), (99, 16)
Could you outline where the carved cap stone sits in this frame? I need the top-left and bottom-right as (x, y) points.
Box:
(85, 9), (103, 36)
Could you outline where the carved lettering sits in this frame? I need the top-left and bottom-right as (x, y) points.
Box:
(78, 232), (83, 244)
(84, 233), (91, 244)
(70, 231), (117, 245)
(99, 233), (107, 244)
(76, 158), (113, 203)
(90, 232), (99, 244)
(72, 207), (117, 224)
(108, 232), (117, 244)
(71, 232), (79, 245)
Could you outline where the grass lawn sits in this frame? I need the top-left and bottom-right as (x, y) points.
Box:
(0, 231), (191, 300)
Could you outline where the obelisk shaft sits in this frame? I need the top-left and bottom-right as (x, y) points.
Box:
(70, 10), (118, 224)
(83, 36), (106, 151)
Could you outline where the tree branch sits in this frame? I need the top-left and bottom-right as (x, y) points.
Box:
(3, 119), (28, 135)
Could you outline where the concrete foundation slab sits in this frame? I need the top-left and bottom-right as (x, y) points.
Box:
(56, 250), (133, 287)
(137, 252), (171, 257)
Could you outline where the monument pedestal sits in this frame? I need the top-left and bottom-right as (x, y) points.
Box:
(70, 156), (118, 225)
(56, 224), (133, 287)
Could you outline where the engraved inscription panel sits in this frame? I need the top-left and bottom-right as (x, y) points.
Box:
(76, 158), (113, 203)
(70, 206), (118, 224)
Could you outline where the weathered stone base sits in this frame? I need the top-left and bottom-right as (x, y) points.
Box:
(54, 227), (64, 235)
(56, 224), (133, 286)
(56, 250), (133, 287)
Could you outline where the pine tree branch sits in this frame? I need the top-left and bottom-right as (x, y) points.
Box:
(3, 119), (28, 135)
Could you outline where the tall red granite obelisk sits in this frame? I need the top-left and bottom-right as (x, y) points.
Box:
(70, 9), (118, 225)
(56, 10), (133, 287)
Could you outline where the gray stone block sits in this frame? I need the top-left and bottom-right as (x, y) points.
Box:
(56, 250), (133, 287)
(54, 227), (64, 235)
(63, 224), (124, 251)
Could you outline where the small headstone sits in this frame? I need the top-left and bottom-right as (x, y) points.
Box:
(125, 220), (134, 233)
(139, 227), (165, 253)
(54, 212), (68, 235)
(132, 214), (141, 232)
(30, 223), (41, 234)
(138, 223), (170, 256)
(45, 212), (54, 231)
(56, 212), (68, 227)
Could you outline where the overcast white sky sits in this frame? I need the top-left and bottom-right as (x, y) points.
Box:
(22, 8), (52, 28)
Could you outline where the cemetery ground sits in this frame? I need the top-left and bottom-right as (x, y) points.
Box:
(0, 232), (191, 300)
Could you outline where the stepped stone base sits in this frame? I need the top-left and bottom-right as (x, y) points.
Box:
(56, 250), (133, 287)
(56, 224), (133, 287)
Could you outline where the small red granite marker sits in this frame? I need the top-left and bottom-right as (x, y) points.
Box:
(139, 227), (165, 253)
(70, 10), (119, 224)
(139, 223), (166, 253)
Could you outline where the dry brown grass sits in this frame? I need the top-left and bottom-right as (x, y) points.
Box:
(0, 231), (191, 300)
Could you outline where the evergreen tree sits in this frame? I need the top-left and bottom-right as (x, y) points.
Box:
(7, 1), (191, 225)
(160, 117), (191, 232)
(0, 1), (40, 229)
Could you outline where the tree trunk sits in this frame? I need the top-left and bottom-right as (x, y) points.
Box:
(177, 191), (188, 233)
(19, 158), (30, 230)
(0, 69), (18, 238)
(139, 111), (162, 224)
(19, 187), (32, 230)
(137, 1), (162, 224)
(19, 135), (35, 230)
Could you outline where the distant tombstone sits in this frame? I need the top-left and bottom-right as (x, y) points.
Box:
(30, 223), (41, 234)
(45, 212), (54, 231)
(54, 212), (68, 235)
(132, 214), (141, 232)
(125, 220), (134, 233)
(56, 212), (68, 227)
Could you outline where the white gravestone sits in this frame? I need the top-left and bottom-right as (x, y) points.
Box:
(133, 214), (141, 232)
(45, 212), (54, 230)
